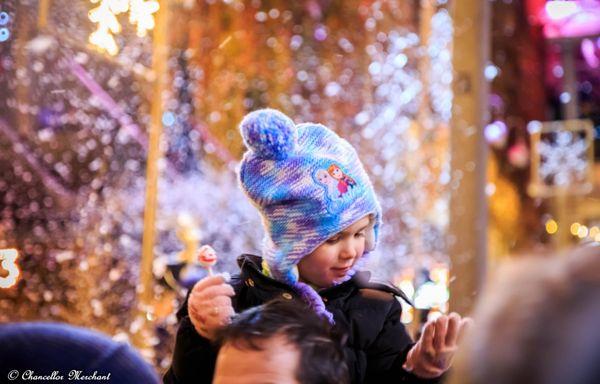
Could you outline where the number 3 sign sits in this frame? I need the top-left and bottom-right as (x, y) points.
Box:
(0, 248), (20, 289)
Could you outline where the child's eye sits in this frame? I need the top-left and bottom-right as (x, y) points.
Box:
(355, 231), (365, 238)
(326, 236), (340, 244)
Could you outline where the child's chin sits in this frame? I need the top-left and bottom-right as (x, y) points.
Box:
(314, 273), (348, 288)
(317, 278), (336, 289)
(328, 276), (348, 286)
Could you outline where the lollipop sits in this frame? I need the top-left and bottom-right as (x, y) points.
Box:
(197, 245), (218, 276)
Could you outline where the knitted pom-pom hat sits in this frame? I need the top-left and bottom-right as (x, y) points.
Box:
(238, 109), (382, 321)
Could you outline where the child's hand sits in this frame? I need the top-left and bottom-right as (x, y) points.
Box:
(403, 313), (473, 379)
(187, 274), (236, 341)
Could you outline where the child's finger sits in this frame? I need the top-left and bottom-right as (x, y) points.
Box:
(457, 317), (474, 343)
(187, 300), (202, 321)
(209, 295), (232, 309)
(189, 288), (228, 311)
(445, 312), (461, 346)
(433, 316), (449, 350)
(205, 306), (235, 328)
(421, 321), (436, 356)
(217, 306), (236, 325)
(195, 283), (235, 300)
(204, 317), (229, 331)
(187, 292), (205, 313)
(191, 275), (227, 294)
(188, 301), (208, 330)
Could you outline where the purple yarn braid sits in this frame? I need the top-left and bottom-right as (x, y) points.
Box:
(289, 252), (375, 324)
(293, 281), (335, 324)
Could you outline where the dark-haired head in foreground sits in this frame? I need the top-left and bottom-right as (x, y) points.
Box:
(213, 299), (349, 384)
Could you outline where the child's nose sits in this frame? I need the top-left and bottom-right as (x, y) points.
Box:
(339, 241), (357, 260)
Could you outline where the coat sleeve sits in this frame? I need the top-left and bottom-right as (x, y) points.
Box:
(163, 276), (246, 384)
(162, 292), (219, 384)
(364, 297), (443, 384)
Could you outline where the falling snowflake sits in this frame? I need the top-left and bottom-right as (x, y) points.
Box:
(538, 131), (589, 186)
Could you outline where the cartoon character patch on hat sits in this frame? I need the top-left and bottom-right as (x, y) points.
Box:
(327, 164), (357, 197)
(314, 163), (361, 214)
(314, 168), (338, 198)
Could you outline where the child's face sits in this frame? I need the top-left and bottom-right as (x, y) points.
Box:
(297, 215), (370, 288)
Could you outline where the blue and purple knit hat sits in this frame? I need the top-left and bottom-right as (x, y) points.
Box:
(238, 109), (382, 322)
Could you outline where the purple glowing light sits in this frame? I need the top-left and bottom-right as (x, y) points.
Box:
(484, 120), (508, 148)
(314, 25), (328, 41)
(545, 1), (580, 21)
(581, 38), (599, 68)
(541, 1), (600, 39)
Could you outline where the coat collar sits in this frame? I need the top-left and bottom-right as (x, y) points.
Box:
(236, 254), (371, 300)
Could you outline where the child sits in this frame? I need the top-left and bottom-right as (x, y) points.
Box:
(164, 109), (471, 384)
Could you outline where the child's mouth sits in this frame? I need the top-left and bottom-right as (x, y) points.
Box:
(331, 266), (351, 276)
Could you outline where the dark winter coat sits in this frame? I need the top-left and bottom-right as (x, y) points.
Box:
(164, 254), (442, 384)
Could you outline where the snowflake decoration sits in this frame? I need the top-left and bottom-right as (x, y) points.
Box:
(129, 0), (160, 37)
(88, 1), (122, 56)
(88, 0), (159, 55)
(538, 131), (588, 186)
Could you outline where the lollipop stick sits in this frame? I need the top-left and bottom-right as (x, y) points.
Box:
(207, 266), (213, 276)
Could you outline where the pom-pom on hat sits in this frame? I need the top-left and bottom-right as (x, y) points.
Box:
(238, 109), (382, 319)
(240, 109), (297, 161)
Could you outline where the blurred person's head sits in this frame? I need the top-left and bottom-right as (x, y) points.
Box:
(213, 299), (349, 384)
(0, 322), (159, 383)
(450, 245), (600, 384)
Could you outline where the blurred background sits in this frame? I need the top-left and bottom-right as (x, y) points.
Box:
(0, 0), (599, 374)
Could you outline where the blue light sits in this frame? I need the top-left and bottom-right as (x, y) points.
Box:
(0, 28), (10, 43)
(0, 12), (10, 26)
(484, 64), (499, 81)
(162, 112), (176, 127)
